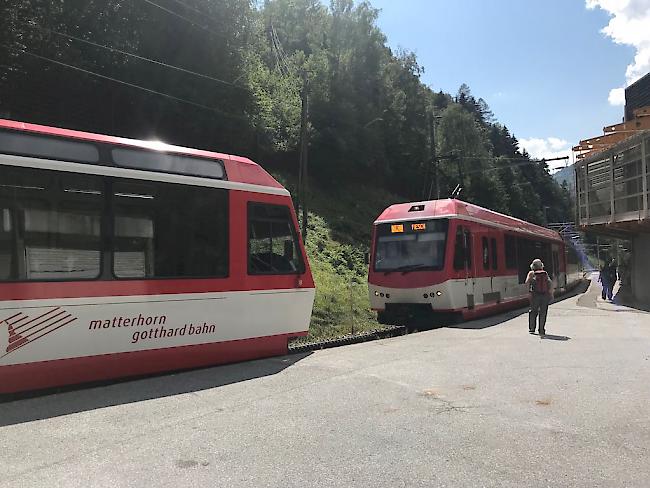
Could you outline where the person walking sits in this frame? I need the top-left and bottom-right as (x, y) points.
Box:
(606, 258), (617, 300)
(526, 258), (553, 336)
(598, 261), (611, 300)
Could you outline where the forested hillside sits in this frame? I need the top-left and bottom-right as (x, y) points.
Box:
(0, 0), (573, 337)
(1, 0), (571, 223)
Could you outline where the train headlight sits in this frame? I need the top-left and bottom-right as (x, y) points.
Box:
(436, 291), (443, 296)
(386, 293), (390, 299)
(375, 291), (380, 296)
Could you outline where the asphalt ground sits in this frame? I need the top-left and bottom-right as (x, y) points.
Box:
(2, 276), (650, 487)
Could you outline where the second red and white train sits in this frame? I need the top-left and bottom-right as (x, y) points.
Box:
(368, 199), (584, 326)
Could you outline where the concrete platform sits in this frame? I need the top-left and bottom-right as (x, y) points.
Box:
(2, 278), (650, 487)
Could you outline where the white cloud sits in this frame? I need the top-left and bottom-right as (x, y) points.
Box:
(587, 0), (650, 105)
(519, 137), (572, 171)
(608, 87), (626, 105)
(547, 137), (568, 150)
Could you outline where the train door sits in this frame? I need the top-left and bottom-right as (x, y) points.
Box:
(477, 225), (499, 305)
(465, 227), (476, 308)
(453, 223), (474, 309)
(488, 229), (501, 302)
(476, 227), (490, 305)
(551, 244), (564, 289)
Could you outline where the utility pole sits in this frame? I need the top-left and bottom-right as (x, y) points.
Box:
(455, 152), (463, 191)
(427, 110), (442, 200)
(298, 72), (309, 241)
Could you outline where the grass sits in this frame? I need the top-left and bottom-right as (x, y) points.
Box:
(303, 213), (377, 340)
(273, 171), (405, 342)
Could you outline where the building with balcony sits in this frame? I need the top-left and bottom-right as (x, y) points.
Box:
(575, 73), (650, 303)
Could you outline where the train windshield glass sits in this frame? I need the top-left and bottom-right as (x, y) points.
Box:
(374, 219), (448, 272)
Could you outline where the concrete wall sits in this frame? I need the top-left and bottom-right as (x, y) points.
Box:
(632, 234), (650, 304)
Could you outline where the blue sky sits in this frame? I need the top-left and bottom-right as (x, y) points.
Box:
(368, 0), (648, 170)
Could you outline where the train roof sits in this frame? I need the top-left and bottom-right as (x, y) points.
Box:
(0, 118), (285, 191)
(374, 199), (561, 241)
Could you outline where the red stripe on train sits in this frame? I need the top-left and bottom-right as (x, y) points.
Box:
(0, 280), (315, 301)
(0, 331), (307, 394)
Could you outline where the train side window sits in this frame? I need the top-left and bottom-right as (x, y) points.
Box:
(112, 180), (228, 278)
(112, 148), (225, 180)
(482, 237), (489, 270)
(505, 235), (517, 269)
(517, 238), (536, 283)
(0, 130), (100, 163)
(0, 208), (16, 280)
(0, 166), (103, 281)
(537, 241), (552, 279)
(491, 237), (498, 270)
(248, 203), (304, 275)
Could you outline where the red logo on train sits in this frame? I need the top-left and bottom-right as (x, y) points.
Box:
(1, 307), (77, 356)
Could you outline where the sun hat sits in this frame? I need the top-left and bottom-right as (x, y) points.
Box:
(530, 259), (544, 270)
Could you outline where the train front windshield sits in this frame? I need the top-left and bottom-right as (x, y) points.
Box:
(374, 219), (448, 272)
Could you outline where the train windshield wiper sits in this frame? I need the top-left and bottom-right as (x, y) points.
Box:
(397, 264), (427, 274)
(382, 264), (428, 275)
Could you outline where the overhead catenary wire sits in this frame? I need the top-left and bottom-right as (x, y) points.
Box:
(427, 154), (569, 175)
(141, 0), (228, 40)
(475, 157), (566, 174)
(270, 24), (292, 76)
(15, 49), (248, 120)
(422, 153), (570, 200)
(166, 0), (207, 17)
(18, 21), (249, 91)
(455, 155), (569, 161)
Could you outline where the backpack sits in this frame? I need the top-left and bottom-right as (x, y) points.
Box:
(529, 270), (549, 294)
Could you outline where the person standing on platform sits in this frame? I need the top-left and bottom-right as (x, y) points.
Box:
(526, 259), (553, 336)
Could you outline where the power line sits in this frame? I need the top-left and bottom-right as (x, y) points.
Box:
(468, 158), (547, 175)
(459, 158), (568, 177)
(166, 0), (206, 17)
(429, 154), (565, 174)
(16, 49), (247, 120)
(424, 153), (569, 198)
(18, 21), (249, 91)
(270, 24), (292, 76)
(453, 154), (569, 163)
(141, 0), (226, 40)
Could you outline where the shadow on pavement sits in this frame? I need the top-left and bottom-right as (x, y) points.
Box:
(0, 352), (312, 426)
(577, 278), (650, 313)
(447, 279), (591, 331)
(612, 284), (650, 313)
(446, 308), (527, 330)
(540, 334), (571, 341)
(554, 279), (591, 303)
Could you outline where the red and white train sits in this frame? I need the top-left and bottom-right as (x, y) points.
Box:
(368, 199), (584, 326)
(0, 119), (314, 394)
